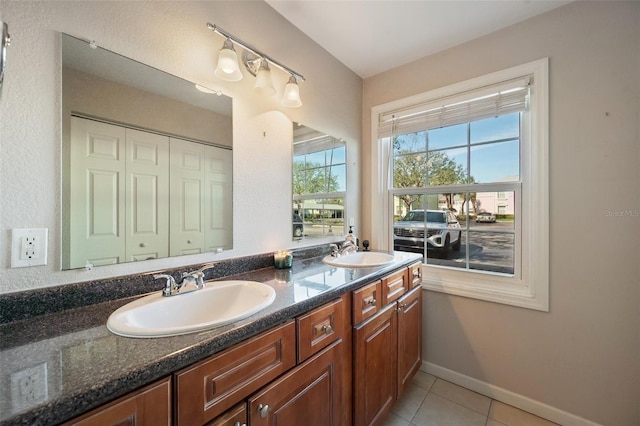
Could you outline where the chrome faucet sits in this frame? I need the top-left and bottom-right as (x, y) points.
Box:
(329, 241), (358, 258)
(153, 263), (215, 297)
(339, 240), (358, 256)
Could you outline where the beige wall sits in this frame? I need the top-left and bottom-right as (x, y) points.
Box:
(0, 1), (362, 292)
(363, 1), (639, 424)
(63, 67), (233, 148)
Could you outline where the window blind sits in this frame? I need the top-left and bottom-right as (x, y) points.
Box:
(293, 135), (341, 156)
(378, 75), (531, 137)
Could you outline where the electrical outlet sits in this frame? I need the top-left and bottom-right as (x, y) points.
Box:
(10, 363), (48, 412)
(11, 228), (48, 268)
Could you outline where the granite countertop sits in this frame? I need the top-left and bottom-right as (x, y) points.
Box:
(0, 251), (421, 426)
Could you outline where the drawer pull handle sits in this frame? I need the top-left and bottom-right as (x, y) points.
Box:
(322, 324), (333, 334)
(258, 403), (270, 418)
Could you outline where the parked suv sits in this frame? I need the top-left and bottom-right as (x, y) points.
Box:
(393, 209), (462, 254)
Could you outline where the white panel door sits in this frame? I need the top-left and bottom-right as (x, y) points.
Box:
(204, 145), (233, 251)
(69, 117), (126, 268)
(125, 128), (170, 262)
(169, 137), (205, 256)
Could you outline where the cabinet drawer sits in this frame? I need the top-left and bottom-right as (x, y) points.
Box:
(381, 269), (408, 306)
(175, 321), (296, 425)
(205, 402), (246, 426)
(353, 280), (381, 325)
(297, 294), (347, 363)
(408, 262), (422, 288)
(63, 377), (171, 426)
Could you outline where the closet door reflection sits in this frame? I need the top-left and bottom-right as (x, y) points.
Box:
(68, 117), (231, 269)
(69, 117), (170, 268)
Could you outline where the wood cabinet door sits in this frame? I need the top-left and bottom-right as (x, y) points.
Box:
(397, 286), (423, 398)
(248, 340), (343, 426)
(353, 303), (397, 426)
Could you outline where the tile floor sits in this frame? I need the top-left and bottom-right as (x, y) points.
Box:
(381, 371), (559, 426)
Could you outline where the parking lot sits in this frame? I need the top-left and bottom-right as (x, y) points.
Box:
(423, 221), (515, 274)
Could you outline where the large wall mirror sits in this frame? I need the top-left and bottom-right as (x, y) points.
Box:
(61, 33), (233, 270)
(292, 124), (346, 240)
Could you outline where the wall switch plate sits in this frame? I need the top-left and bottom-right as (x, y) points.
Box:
(11, 228), (48, 268)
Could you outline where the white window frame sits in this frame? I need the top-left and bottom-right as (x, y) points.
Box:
(371, 58), (549, 311)
(293, 140), (348, 238)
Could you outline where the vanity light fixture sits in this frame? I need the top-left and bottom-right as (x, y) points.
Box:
(207, 23), (305, 107)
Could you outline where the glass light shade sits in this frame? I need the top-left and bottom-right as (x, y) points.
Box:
(282, 75), (302, 108)
(214, 39), (243, 82)
(254, 60), (276, 96)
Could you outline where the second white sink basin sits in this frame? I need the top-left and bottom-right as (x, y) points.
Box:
(107, 280), (276, 338)
(322, 252), (396, 268)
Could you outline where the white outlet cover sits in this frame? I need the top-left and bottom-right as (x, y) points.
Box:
(10, 363), (48, 413)
(11, 228), (48, 268)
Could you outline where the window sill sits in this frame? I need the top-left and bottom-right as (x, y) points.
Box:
(420, 264), (549, 311)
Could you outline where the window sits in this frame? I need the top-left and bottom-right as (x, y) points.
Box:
(371, 59), (549, 311)
(293, 128), (347, 239)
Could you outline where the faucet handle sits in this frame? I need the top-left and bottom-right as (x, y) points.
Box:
(153, 274), (176, 296)
(190, 263), (216, 288)
(195, 262), (216, 274)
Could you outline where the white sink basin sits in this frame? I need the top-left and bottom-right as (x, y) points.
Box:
(107, 280), (276, 338)
(322, 252), (396, 268)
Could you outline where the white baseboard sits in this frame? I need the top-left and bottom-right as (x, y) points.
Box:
(422, 361), (602, 426)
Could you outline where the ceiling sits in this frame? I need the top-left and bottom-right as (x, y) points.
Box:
(266, 0), (572, 78)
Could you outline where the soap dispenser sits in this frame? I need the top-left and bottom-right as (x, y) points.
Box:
(346, 225), (357, 246)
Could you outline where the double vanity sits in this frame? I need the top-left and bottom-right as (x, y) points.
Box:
(0, 247), (422, 426)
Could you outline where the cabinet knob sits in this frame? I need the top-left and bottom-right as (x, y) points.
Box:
(257, 403), (270, 418)
(187, 239), (192, 244)
(140, 242), (147, 247)
(234, 423), (246, 426)
(367, 298), (377, 306)
(322, 324), (333, 334)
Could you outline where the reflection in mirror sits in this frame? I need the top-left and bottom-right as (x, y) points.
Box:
(61, 33), (233, 270)
(292, 124), (346, 240)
